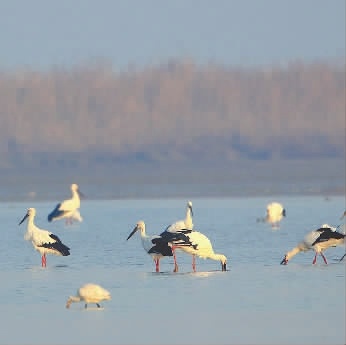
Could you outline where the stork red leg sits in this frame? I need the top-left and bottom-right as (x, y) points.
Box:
(41, 254), (47, 267)
(171, 245), (179, 272)
(155, 258), (159, 272)
(312, 253), (317, 264)
(192, 255), (196, 272)
(320, 252), (328, 264)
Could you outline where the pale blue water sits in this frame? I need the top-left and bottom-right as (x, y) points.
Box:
(0, 196), (345, 345)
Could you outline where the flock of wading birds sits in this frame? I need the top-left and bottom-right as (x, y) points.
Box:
(18, 183), (346, 310)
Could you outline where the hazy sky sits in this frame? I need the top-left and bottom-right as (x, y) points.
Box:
(1, 0), (345, 70)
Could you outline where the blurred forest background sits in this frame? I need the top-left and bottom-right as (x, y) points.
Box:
(0, 58), (345, 199)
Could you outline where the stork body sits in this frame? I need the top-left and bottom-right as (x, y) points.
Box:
(265, 202), (286, 228)
(165, 201), (194, 232)
(160, 201), (195, 270)
(174, 230), (227, 272)
(280, 224), (345, 265)
(66, 283), (111, 309)
(19, 208), (70, 267)
(48, 183), (84, 225)
(127, 221), (196, 272)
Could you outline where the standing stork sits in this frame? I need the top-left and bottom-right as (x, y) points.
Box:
(164, 200), (194, 232)
(160, 200), (195, 270)
(48, 183), (84, 225)
(126, 221), (196, 273)
(19, 208), (70, 267)
(66, 283), (111, 309)
(280, 224), (345, 265)
(174, 229), (227, 272)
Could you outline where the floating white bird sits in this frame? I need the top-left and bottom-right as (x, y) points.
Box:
(258, 202), (286, 228)
(126, 221), (196, 272)
(173, 230), (227, 272)
(280, 224), (345, 265)
(19, 208), (70, 267)
(164, 200), (194, 232)
(66, 283), (111, 309)
(48, 183), (84, 225)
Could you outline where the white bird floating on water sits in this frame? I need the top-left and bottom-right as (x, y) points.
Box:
(66, 283), (111, 309)
(48, 183), (84, 225)
(257, 202), (286, 229)
(280, 224), (345, 265)
(19, 208), (70, 267)
(127, 220), (196, 272)
(170, 229), (228, 272)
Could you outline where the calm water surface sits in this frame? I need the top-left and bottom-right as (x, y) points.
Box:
(0, 196), (345, 345)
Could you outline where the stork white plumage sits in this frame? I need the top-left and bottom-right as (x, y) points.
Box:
(280, 224), (345, 265)
(19, 208), (70, 267)
(261, 202), (286, 229)
(66, 283), (111, 309)
(160, 201), (195, 270)
(174, 230), (227, 272)
(48, 183), (84, 225)
(126, 221), (196, 272)
(165, 200), (194, 232)
(71, 209), (83, 222)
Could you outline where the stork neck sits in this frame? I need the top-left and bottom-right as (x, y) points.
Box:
(210, 253), (225, 262)
(185, 208), (193, 228)
(27, 216), (35, 231)
(286, 246), (303, 261)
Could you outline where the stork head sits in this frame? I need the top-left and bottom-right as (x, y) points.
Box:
(71, 183), (85, 198)
(187, 201), (193, 216)
(280, 254), (288, 265)
(19, 207), (36, 225)
(220, 255), (227, 271)
(127, 221), (145, 240)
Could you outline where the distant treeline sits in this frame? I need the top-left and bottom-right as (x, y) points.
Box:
(0, 58), (344, 171)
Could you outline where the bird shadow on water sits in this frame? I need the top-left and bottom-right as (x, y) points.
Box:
(146, 269), (228, 278)
(23, 264), (69, 271)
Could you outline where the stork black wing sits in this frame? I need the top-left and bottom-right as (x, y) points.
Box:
(312, 228), (345, 246)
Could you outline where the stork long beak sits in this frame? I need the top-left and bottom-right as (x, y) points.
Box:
(77, 189), (85, 199)
(126, 226), (139, 240)
(189, 205), (194, 217)
(280, 255), (288, 265)
(19, 212), (29, 225)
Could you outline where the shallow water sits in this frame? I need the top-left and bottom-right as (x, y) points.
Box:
(0, 196), (345, 344)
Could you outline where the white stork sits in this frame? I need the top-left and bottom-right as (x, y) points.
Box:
(173, 230), (227, 272)
(258, 202), (286, 229)
(66, 283), (111, 309)
(160, 200), (195, 271)
(48, 183), (84, 225)
(126, 220), (196, 273)
(280, 224), (345, 265)
(164, 200), (194, 232)
(19, 208), (70, 267)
